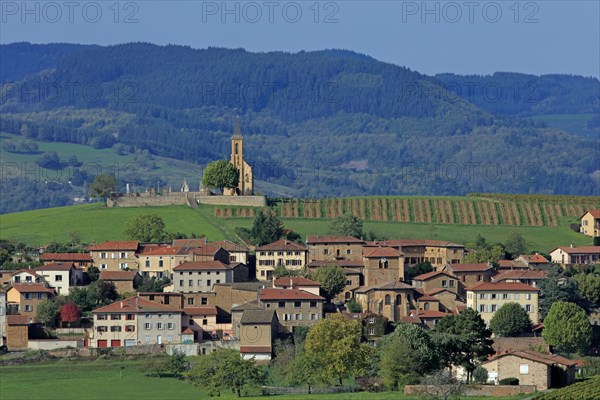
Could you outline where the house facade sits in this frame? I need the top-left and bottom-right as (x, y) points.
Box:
(549, 246), (600, 266)
(99, 270), (140, 294)
(34, 262), (84, 295)
(361, 247), (404, 287)
(273, 276), (321, 296)
(412, 271), (460, 296)
(444, 263), (493, 295)
(91, 296), (182, 348)
(211, 240), (249, 265)
(580, 210), (600, 237)
(306, 235), (365, 262)
(239, 309), (278, 360)
(354, 281), (415, 323)
(259, 288), (324, 332)
(171, 261), (246, 292)
(41, 252), (93, 270)
(89, 241), (139, 271)
(256, 239), (308, 280)
(370, 240), (465, 269)
(138, 245), (194, 279)
(466, 282), (540, 324)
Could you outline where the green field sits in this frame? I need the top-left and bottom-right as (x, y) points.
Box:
(0, 201), (594, 252)
(0, 358), (531, 400)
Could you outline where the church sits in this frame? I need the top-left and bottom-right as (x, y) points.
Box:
(224, 118), (254, 196)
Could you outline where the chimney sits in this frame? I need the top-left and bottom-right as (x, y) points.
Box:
(570, 243), (574, 248)
(120, 301), (124, 308)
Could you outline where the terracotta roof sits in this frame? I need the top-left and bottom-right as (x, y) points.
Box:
(240, 309), (276, 324)
(273, 276), (320, 287)
(42, 253), (92, 262)
(35, 262), (75, 272)
(89, 241), (139, 251)
(307, 260), (364, 268)
(184, 307), (218, 316)
(487, 350), (576, 367)
(551, 246), (600, 254)
(259, 288), (324, 301)
(256, 239), (307, 252)
(173, 261), (232, 271)
(139, 245), (193, 256)
(355, 281), (414, 293)
(413, 271), (455, 281)
(497, 259), (528, 270)
(240, 346), (272, 353)
(210, 240), (249, 252)
(518, 253), (550, 264)
(100, 270), (138, 281)
(182, 327), (195, 334)
(306, 235), (365, 244)
(426, 287), (457, 296)
(417, 294), (439, 301)
(93, 296), (181, 313)
(400, 315), (422, 324)
(191, 244), (225, 257)
(368, 239), (464, 248)
(582, 210), (600, 219)
(417, 310), (450, 318)
(449, 263), (493, 272)
(7, 315), (31, 325)
(172, 238), (207, 248)
(10, 269), (40, 277)
(363, 247), (402, 258)
(10, 283), (54, 294)
(467, 282), (539, 292)
(231, 301), (264, 312)
(493, 270), (548, 282)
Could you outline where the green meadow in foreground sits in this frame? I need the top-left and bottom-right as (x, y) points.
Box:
(0, 202), (592, 251)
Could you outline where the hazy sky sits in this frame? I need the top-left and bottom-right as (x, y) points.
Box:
(1, 1), (599, 77)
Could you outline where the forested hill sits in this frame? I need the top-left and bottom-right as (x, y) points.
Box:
(0, 42), (598, 207)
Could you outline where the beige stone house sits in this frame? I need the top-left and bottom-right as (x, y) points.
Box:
(306, 235), (365, 262)
(549, 246), (600, 266)
(492, 270), (548, 288)
(6, 284), (55, 321)
(412, 271), (460, 296)
(481, 350), (576, 390)
(182, 306), (229, 341)
(211, 240), (250, 265)
(259, 288), (324, 332)
(138, 245), (194, 279)
(171, 261), (247, 292)
(256, 239), (308, 280)
(466, 282), (540, 324)
(444, 263), (493, 295)
(368, 240), (464, 269)
(273, 276), (320, 296)
(580, 210), (600, 237)
(34, 262), (84, 295)
(89, 241), (139, 271)
(99, 270), (140, 294)
(362, 246), (404, 287)
(5, 315), (30, 350)
(354, 281), (415, 323)
(41, 252), (93, 270)
(239, 309), (279, 360)
(91, 296), (182, 348)
(514, 253), (551, 269)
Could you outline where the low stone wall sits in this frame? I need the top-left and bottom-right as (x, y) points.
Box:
(166, 344), (198, 356)
(198, 339), (240, 354)
(107, 193), (266, 208)
(28, 339), (83, 350)
(404, 384), (537, 397)
(195, 195), (267, 207)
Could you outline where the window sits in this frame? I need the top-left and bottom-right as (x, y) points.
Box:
(449, 280), (455, 287)
(144, 323), (151, 330)
(396, 295), (402, 304)
(145, 260), (150, 267)
(514, 293), (520, 300)
(309, 301), (317, 308)
(207, 279), (212, 287)
(278, 301), (286, 308)
(24, 293), (32, 300)
(295, 251), (300, 256)
(97, 314), (107, 320)
(477, 274), (483, 281)
(179, 280), (184, 286)
(159, 260), (164, 267)
(491, 293), (497, 300)
(346, 249), (352, 255)
(187, 298), (194, 305)
(379, 259), (388, 269)
(25, 305), (33, 312)
(97, 326), (108, 332)
(125, 325), (135, 332)
(145, 313), (151, 319)
(111, 326), (122, 332)
(167, 323), (174, 330)
(110, 314), (121, 320)
(120, 263), (128, 270)
(520, 364), (529, 374)
(424, 302), (430, 310)
(478, 293), (485, 299)
(502, 293), (509, 300)
(525, 304), (533, 313)
(441, 280), (448, 287)
(100, 264), (108, 270)
(294, 301), (301, 308)
(491, 304), (497, 312)
(188, 280), (193, 286)
(479, 305), (485, 313)
(526, 293), (531, 300)
(55, 275), (63, 282)
(323, 249), (329, 255)
(385, 294), (391, 305)
(202, 319), (207, 326)
(278, 252), (283, 256)
(216, 279), (220, 284)
(260, 252), (265, 256)
(126, 314), (135, 320)
(100, 252), (107, 259)
(368, 328), (375, 335)
(201, 298), (208, 305)
(157, 323), (163, 330)
(37, 293), (43, 299)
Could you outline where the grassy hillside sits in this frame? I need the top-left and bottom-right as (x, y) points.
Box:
(0, 198), (594, 251)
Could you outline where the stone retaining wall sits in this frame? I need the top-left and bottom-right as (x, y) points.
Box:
(404, 384), (537, 397)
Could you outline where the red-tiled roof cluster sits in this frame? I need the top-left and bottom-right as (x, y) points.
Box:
(259, 288), (324, 301)
(256, 239), (308, 252)
(89, 241), (139, 251)
(42, 253), (92, 262)
(518, 253), (550, 263)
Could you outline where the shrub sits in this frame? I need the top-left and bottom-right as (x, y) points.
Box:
(499, 377), (519, 385)
(473, 366), (489, 384)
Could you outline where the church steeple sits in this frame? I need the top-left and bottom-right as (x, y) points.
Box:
(232, 116), (243, 139)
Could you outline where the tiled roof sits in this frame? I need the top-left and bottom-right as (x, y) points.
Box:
(355, 281), (414, 294)
(518, 253), (550, 263)
(487, 350), (576, 367)
(10, 269), (40, 277)
(89, 241), (139, 251)
(184, 307), (218, 316)
(256, 239), (307, 252)
(210, 240), (249, 252)
(417, 294), (439, 301)
(417, 310), (450, 318)
(42, 253), (92, 262)
(172, 238), (207, 248)
(100, 270), (138, 281)
(93, 296), (181, 313)
(139, 245), (192, 256)
(259, 288), (324, 301)
(368, 239), (464, 248)
(449, 263), (493, 272)
(240, 309), (276, 324)
(425, 288), (457, 296)
(182, 327), (195, 334)
(35, 262), (75, 272)
(231, 301), (264, 312)
(10, 283), (54, 294)
(363, 247), (402, 258)
(400, 315), (422, 324)
(191, 244), (224, 257)
(240, 346), (272, 354)
(173, 261), (232, 271)
(413, 271), (455, 281)
(583, 210), (600, 219)
(493, 270), (548, 282)
(7, 315), (31, 325)
(552, 246), (600, 254)
(306, 235), (365, 244)
(307, 260), (364, 268)
(467, 282), (539, 292)
(273, 276), (320, 287)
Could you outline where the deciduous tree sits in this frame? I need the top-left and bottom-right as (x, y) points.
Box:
(250, 208), (283, 245)
(36, 299), (60, 327)
(504, 232), (528, 258)
(201, 160), (239, 194)
(60, 302), (80, 327)
(310, 265), (346, 301)
(379, 335), (420, 390)
(542, 301), (592, 354)
(124, 213), (167, 242)
(89, 174), (119, 205)
(489, 302), (532, 337)
(327, 214), (364, 239)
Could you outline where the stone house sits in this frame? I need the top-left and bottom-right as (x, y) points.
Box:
(5, 315), (30, 350)
(6, 284), (55, 321)
(412, 271), (460, 296)
(549, 245), (600, 266)
(99, 270), (140, 294)
(466, 282), (540, 324)
(443, 263), (493, 295)
(361, 246), (404, 287)
(211, 240), (250, 265)
(306, 235), (365, 262)
(34, 262), (84, 295)
(89, 241), (140, 271)
(41, 252), (93, 270)
(580, 210), (600, 237)
(273, 276), (320, 296)
(368, 240), (465, 269)
(239, 309), (279, 360)
(492, 270), (548, 288)
(171, 261), (247, 293)
(354, 281), (415, 323)
(514, 253), (551, 269)
(256, 239), (308, 280)
(137, 245), (194, 279)
(258, 288), (324, 332)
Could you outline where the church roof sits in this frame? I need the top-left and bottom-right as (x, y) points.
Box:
(232, 117), (243, 139)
